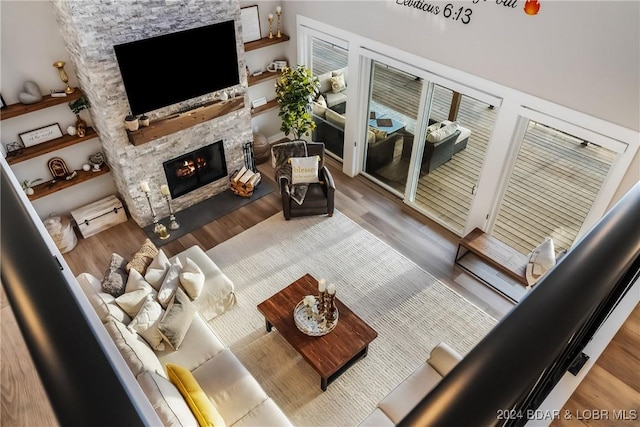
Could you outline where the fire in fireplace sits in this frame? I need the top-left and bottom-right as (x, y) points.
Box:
(163, 141), (227, 198)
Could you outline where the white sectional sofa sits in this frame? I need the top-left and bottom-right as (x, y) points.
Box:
(359, 342), (462, 426)
(77, 244), (291, 427)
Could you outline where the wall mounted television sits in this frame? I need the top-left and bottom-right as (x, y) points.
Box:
(114, 20), (239, 116)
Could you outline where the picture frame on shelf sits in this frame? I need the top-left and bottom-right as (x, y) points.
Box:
(19, 123), (63, 147)
(241, 5), (261, 43)
(251, 96), (268, 109)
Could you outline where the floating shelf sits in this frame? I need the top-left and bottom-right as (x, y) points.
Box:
(248, 70), (281, 87)
(28, 165), (111, 201)
(244, 34), (290, 52)
(251, 99), (278, 117)
(1, 89), (83, 121)
(6, 127), (98, 165)
(127, 97), (245, 146)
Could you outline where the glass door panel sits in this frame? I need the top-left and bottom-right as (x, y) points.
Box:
(363, 61), (422, 195)
(494, 121), (617, 254)
(310, 37), (348, 159)
(409, 84), (496, 234)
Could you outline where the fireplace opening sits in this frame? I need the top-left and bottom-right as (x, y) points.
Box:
(163, 141), (227, 198)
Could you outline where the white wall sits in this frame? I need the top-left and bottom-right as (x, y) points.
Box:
(0, 1), (117, 219)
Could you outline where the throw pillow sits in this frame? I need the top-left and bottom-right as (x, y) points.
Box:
(367, 130), (376, 144)
(165, 364), (227, 427)
(179, 258), (205, 300)
(128, 295), (166, 351)
(427, 121), (458, 143)
(115, 269), (157, 317)
(290, 156), (320, 185)
(158, 288), (196, 350)
(145, 249), (171, 290)
(371, 128), (388, 141)
(426, 121), (442, 134)
(330, 73), (346, 93)
(312, 100), (327, 118)
(101, 253), (128, 297)
(157, 258), (184, 308)
(104, 320), (166, 378)
(137, 370), (199, 427)
(325, 108), (346, 128)
(126, 238), (159, 275)
(526, 237), (556, 287)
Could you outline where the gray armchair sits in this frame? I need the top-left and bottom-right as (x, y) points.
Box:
(271, 141), (335, 220)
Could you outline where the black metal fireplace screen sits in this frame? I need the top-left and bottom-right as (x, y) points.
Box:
(163, 141), (227, 198)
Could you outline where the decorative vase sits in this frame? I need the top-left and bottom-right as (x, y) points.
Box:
(75, 115), (87, 137)
(67, 125), (77, 136)
(140, 115), (150, 127)
(124, 115), (139, 131)
(25, 187), (34, 196)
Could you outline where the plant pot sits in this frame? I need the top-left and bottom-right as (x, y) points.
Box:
(125, 116), (139, 132)
(140, 115), (150, 127)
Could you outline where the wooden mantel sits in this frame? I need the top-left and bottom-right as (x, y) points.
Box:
(126, 97), (245, 146)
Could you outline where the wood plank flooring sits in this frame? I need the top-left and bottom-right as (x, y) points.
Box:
(1, 157), (636, 426)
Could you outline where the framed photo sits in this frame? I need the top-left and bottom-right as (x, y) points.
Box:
(241, 5), (261, 43)
(0, 93), (6, 109)
(19, 123), (63, 147)
(251, 96), (267, 109)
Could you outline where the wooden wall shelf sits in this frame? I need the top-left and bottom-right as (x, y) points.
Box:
(28, 165), (111, 201)
(251, 99), (278, 117)
(244, 34), (290, 52)
(7, 127), (98, 165)
(127, 97), (244, 146)
(1, 89), (83, 121)
(248, 70), (282, 87)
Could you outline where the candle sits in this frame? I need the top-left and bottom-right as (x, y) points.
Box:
(327, 283), (336, 295)
(140, 181), (150, 193)
(318, 278), (326, 293)
(160, 184), (170, 197)
(268, 13), (273, 19)
(276, 6), (281, 13)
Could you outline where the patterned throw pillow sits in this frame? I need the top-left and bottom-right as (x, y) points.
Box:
(330, 73), (346, 93)
(128, 295), (166, 351)
(102, 253), (128, 297)
(126, 238), (159, 275)
(426, 121), (458, 143)
(290, 156), (320, 185)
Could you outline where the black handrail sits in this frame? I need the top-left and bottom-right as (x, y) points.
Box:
(0, 170), (150, 427)
(400, 182), (640, 426)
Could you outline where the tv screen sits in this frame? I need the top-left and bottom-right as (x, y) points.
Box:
(114, 20), (239, 116)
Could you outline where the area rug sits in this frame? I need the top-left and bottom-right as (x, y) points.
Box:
(206, 211), (497, 426)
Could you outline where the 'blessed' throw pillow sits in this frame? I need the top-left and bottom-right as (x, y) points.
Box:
(290, 157), (320, 185)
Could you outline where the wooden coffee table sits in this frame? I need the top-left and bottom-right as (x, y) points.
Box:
(257, 274), (378, 391)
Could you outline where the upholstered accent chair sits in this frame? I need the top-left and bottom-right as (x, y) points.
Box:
(271, 141), (336, 220)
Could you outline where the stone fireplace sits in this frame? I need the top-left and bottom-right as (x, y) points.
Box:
(163, 141), (228, 199)
(51, 0), (250, 227)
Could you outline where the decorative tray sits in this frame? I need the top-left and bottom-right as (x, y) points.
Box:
(293, 297), (338, 337)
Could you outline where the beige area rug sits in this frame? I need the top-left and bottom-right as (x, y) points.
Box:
(206, 211), (497, 426)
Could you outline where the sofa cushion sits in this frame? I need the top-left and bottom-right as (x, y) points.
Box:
(126, 238), (159, 275)
(158, 258), (184, 308)
(156, 314), (226, 371)
(172, 246), (236, 321)
(526, 237), (556, 287)
(116, 269), (157, 317)
(378, 362), (443, 424)
(166, 363), (227, 427)
(317, 71), (333, 94)
(325, 108), (346, 128)
(128, 296), (166, 351)
(324, 91), (347, 108)
(77, 273), (132, 324)
(137, 370), (199, 427)
(232, 398), (293, 427)
(104, 320), (165, 378)
(158, 288), (196, 350)
(179, 257), (205, 300)
(427, 121), (458, 143)
(192, 349), (269, 426)
(427, 342), (463, 376)
(102, 253), (128, 297)
(144, 249), (171, 290)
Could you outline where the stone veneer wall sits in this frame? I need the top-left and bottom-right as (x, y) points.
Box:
(50, 0), (250, 227)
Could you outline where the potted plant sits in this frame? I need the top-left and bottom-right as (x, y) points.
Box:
(21, 178), (42, 195)
(274, 65), (320, 140)
(68, 95), (91, 137)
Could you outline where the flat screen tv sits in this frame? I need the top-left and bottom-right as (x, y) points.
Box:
(114, 20), (239, 116)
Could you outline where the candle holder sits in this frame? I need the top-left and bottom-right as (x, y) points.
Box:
(326, 293), (337, 323)
(52, 61), (75, 94)
(163, 194), (180, 230)
(318, 290), (327, 317)
(144, 191), (169, 239)
(267, 14), (274, 39)
(276, 9), (282, 38)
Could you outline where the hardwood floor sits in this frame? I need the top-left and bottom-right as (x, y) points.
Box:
(1, 157), (637, 426)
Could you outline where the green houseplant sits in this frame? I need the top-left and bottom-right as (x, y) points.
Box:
(275, 65), (320, 140)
